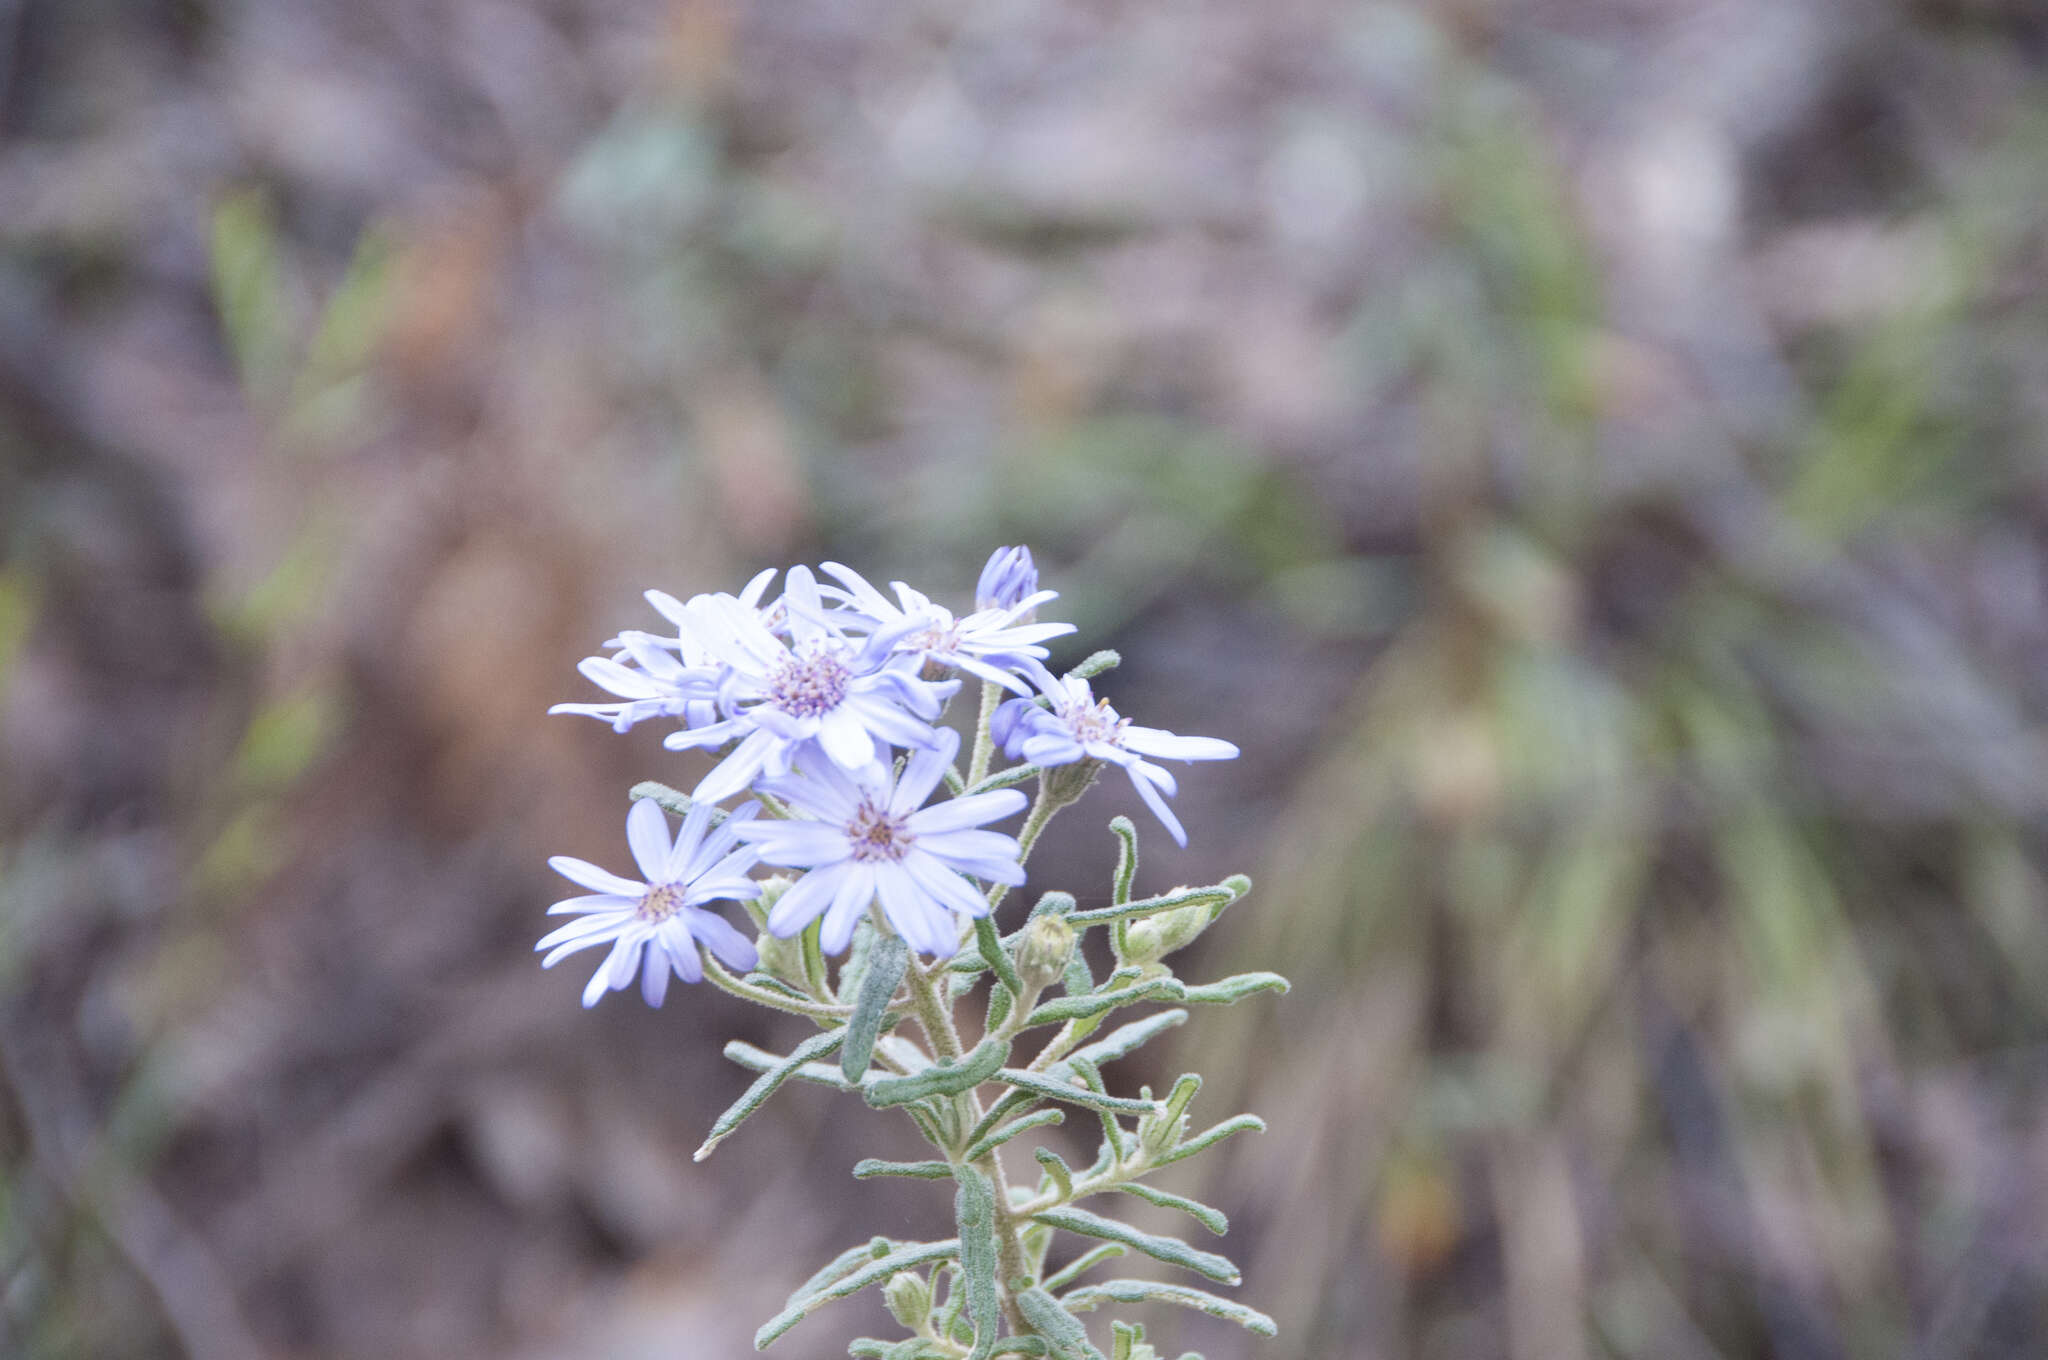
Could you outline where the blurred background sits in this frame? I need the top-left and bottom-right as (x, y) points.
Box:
(5, 0), (2048, 1357)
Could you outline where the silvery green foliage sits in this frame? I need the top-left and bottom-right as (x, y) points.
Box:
(547, 550), (1285, 1358)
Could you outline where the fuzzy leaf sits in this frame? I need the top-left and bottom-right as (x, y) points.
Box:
(1015, 1287), (1106, 1360)
(866, 1037), (1010, 1108)
(1065, 886), (1239, 930)
(852, 1159), (957, 1180)
(965, 1107), (1065, 1163)
(1177, 973), (1290, 1006)
(1108, 817), (1139, 905)
(1071, 649), (1121, 679)
(1030, 1207), (1238, 1285)
(1154, 1114), (1266, 1167)
(1024, 978), (1185, 1028)
(976, 915), (1025, 996)
(1059, 1280), (1276, 1337)
(1066, 1011), (1188, 1070)
(996, 1068), (1157, 1116)
(844, 934), (909, 1081)
(724, 1041), (859, 1091)
(1039, 1241), (1127, 1293)
(1034, 1146), (1075, 1200)
(756, 1240), (962, 1349)
(1111, 1182), (1228, 1236)
(627, 780), (725, 825)
(954, 1166), (1002, 1360)
(699, 1030), (846, 1159)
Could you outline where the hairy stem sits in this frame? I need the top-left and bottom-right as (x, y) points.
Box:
(967, 679), (1004, 788)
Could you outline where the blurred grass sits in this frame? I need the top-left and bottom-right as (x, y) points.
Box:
(4, 1), (2048, 1358)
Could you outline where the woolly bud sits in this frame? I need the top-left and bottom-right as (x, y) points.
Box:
(1017, 915), (1076, 991)
(883, 1271), (931, 1331)
(745, 876), (808, 986)
(1121, 899), (1213, 965)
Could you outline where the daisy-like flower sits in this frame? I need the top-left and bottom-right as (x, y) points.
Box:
(538, 798), (764, 1007)
(992, 665), (1238, 847)
(666, 566), (959, 803)
(817, 559), (1073, 694)
(735, 728), (1026, 956)
(548, 570), (781, 734)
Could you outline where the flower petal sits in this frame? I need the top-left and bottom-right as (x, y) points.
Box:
(821, 864), (876, 954)
(890, 727), (961, 816)
(687, 909), (759, 973)
(766, 865), (841, 938)
(626, 798), (673, 883)
(549, 856), (647, 899)
(1121, 727), (1239, 762)
(907, 788), (1026, 834)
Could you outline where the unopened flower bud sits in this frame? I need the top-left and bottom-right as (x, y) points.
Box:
(882, 1271), (931, 1330)
(975, 545), (1039, 613)
(1017, 915), (1076, 991)
(1122, 900), (1211, 966)
(747, 876), (808, 985)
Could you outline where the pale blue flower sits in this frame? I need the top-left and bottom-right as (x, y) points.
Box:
(539, 798), (764, 1007)
(549, 570), (781, 733)
(735, 728), (1027, 955)
(992, 667), (1237, 847)
(817, 560), (1072, 694)
(665, 566), (959, 803)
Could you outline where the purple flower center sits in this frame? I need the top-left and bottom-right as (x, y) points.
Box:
(845, 799), (912, 863)
(1064, 698), (1129, 749)
(637, 883), (684, 923)
(770, 649), (851, 717)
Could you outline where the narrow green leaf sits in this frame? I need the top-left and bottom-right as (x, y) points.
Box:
(699, 1030), (846, 1159)
(1039, 1241), (1128, 1293)
(964, 763), (1041, 797)
(989, 1343), (1050, 1357)
(1015, 1287), (1106, 1360)
(1110, 1182), (1228, 1236)
(1108, 817), (1138, 905)
(1034, 1146), (1075, 1200)
(1177, 973), (1289, 1006)
(996, 1068), (1157, 1116)
(1071, 649), (1121, 680)
(852, 1159), (957, 1180)
(1155, 1114), (1266, 1167)
(756, 1240), (962, 1349)
(866, 1037), (1010, 1108)
(844, 933), (909, 1081)
(954, 1166), (1002, 1360)
(627, 780), (726, 824)
(964, 1107), (1065, 1163)
(724, 1040), (856, 1091)
(1030, 1207), (1239, 1285)
(977, 915), (1025, 996)
(1066, 886), (1238, 930)
(1023, 978), (1185, 1028)
(1067, 1011), (1188, 1071)
(792, 1238), (895, 1308)
(803, 916), (830, 999)
(1059, 1280), (1275, 1337)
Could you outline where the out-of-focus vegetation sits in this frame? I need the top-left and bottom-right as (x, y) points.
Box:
(4, 1), (2048, 1358)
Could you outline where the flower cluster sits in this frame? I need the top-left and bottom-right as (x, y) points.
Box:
(541, 548), (1238, 1004)
(540, 548), (1280, 1360)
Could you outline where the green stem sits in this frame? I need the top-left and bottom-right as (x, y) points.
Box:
(702, 956), (857, 1022)
(967, 679), (1004, 788)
